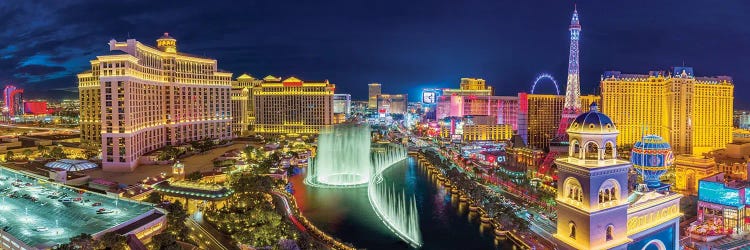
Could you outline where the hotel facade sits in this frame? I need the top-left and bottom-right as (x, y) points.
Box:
(78, 33), (233, 171)
(368, 82), (381, 109)
(517, 93), (600, 149)
(601, 67), (734, 155)
(252, 76), (335, 136)
(231, 73), (262, 136)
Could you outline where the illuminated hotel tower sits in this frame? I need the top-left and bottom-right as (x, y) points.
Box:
(557, 6), (582, 138)
(78, 33), (233, 171)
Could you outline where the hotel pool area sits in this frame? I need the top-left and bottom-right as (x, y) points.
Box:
(0, 166), (159, 249)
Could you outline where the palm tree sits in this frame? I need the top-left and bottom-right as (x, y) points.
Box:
(22, 149), (33, 160)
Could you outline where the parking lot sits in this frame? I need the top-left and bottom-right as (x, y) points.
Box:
(0, 167), (153, 248)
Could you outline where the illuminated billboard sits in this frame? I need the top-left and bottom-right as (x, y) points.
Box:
(422, 91), (436, 104)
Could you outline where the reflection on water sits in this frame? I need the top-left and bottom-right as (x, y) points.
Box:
(290, 158), (514, 249)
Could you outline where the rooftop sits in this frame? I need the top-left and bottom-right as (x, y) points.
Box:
(44, 159), (98, 172)
(152, 180), (233, 201)
(0, 166), (157, 248)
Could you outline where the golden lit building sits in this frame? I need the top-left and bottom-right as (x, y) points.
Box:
(253, 76), (334, 136)
(376, 94), (408, 115)
(442, 78), (493, 96)
(78, 70), (101, 145)
(231, 74), (262, 136)
(77, 33), (233, 171)
(462, 124), (513, 142)
(601, 67), (734, 155)
(674, 155), (717, 195)
(517, 93), (599, 149)
(368, 82), (381, 109)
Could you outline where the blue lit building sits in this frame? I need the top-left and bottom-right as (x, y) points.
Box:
(696, 173), (750, 233)
(631, 135), (674, 190)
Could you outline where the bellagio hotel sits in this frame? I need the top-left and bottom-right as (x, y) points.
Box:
(601, 67), (734, 156)
(78, 33), (233, 171)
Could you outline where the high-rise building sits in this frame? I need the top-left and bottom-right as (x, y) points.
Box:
(231, 73), (262, 136)
(253, 76), (334, 135)
(556, 6), (583, 139)
(737, 112), (750, 129)
(376, 94), (408, 115)
(442, 78), (493, 96)
(3, 85), (24, 117)
(435, 95), (519, 130)
(462, 124), (513, 142)
(601, 67), (734, 155)
(368, 83), (381, 109)
(78, 33), (233, 171)
(518, 93), (599, 149)
(333, 94), (351, 115)
(553, 102), (682, 250)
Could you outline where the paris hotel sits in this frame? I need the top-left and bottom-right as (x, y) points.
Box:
(78, 33), (233, 171)
(600, 67), (734, 156)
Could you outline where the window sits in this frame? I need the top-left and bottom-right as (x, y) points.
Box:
(606, 225), (614, 241)
(569, 221), (576, 239)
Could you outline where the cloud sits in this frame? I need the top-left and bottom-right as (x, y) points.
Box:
(15, 64), (66, 75)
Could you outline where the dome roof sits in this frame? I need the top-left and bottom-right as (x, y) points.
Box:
(158, 32), (175, 40)
(631, 135), (673, 167)
(567, 102), (617, 133)
(45, 159), (98, 172)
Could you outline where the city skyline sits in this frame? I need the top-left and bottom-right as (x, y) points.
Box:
(1, 1), (749, 108)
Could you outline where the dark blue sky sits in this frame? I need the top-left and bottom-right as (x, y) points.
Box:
(1, 1), (748, 107)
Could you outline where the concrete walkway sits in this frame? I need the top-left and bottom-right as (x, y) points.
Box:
(84, 142), (252, 185)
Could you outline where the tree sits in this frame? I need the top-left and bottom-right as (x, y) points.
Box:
(80, 143), (100, 160)
(186, 171), (203, 181)
(158, 145), (180, 161)
(163, 201), (189, 240)
(22, 149), (33, 160)
(144, 192), (163, 204)
(97, 232), (127, 250)
(151, 232), (181, 250)
(48, 147), (67, 160)
(37, 145), (49, 155)
(5, 151), (14, 161)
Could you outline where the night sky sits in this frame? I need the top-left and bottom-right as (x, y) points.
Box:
(1, 1), (748, 107)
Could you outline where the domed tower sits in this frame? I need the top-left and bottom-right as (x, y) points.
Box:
(631, 135), (673, 189)
(554, 102), (632, 250)
(156, 32), (177, 53)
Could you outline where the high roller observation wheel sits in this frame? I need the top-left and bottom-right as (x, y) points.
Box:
(531, 73), (560, 95)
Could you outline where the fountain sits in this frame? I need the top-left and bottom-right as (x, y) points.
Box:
(304, 124), (423, 247)
(306, 124), (373, 187)
(368, 179), (422, 247)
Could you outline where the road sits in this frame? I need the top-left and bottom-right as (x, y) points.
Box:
(186, 217), (230, 250)
(270, 190), (307, 232)
(0, 123), (80, 133)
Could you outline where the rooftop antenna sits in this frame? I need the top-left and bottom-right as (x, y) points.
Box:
(127, 32), (130, 39)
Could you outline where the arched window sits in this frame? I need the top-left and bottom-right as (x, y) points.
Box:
(585, 141), (600, 160)
(570, 139), (581, 158)
(563, 177), (583, 204)
(569, 221), (577, 239)
(598, 179), (621, 208)
(606, 225), (614, 241)
(604, 141), (616, 159)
